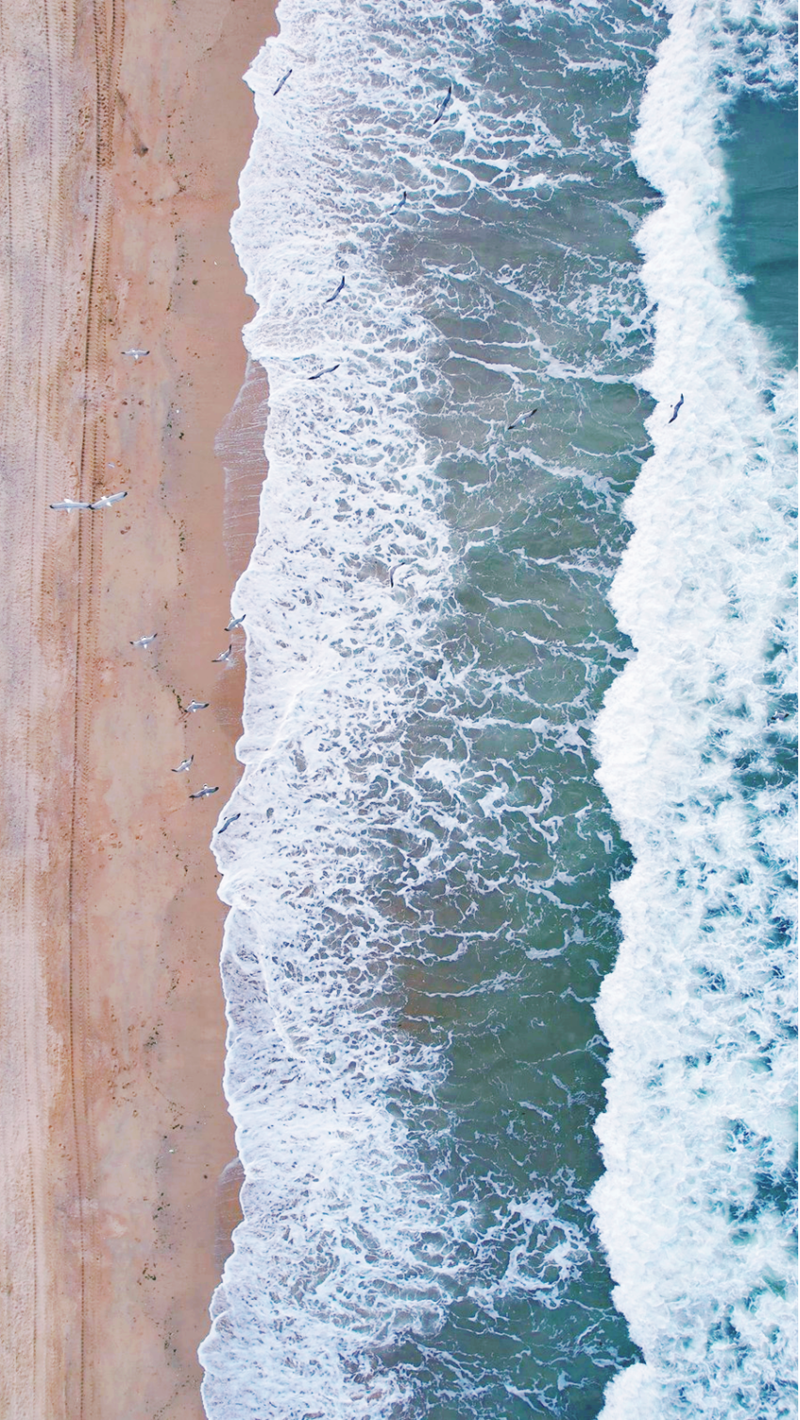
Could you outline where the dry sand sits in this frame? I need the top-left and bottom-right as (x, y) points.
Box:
(0, 1), (275, 1415)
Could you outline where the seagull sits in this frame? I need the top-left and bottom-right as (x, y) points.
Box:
(507, 408), (538, 431)
(217, 812), (241, 836)
(184, 699), (209, 713)
(308, 364), (340, 380)
(389, 561), (410, 588)
(189, 784), (219, 800)
(273, 68), (292, 96)
(50, 498), (92, 511)
(668, 394), (684, 424)
(212, 644), (233, 663)
(432, 84), (452, 126)
(226, 614), (246, 631)
(122, 349), (149, 360)
(172, 756), (194, 772)
(323, 276), (346, 305)
(90, 491), (128, 509)
(130, 633), (157, 648)
(387, 190), (407, 216)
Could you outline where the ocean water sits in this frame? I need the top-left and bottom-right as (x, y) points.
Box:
(199, 2), (798, 1417)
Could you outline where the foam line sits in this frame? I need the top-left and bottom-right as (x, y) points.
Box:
(592, 3), (797, 1416)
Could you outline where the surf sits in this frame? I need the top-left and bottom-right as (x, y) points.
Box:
(591, 2), (797, 1416)
(199, 0), (796, 1415)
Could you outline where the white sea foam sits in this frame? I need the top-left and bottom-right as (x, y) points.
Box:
(199, 2), (653, 1407)
(592, 3), (797, 1417)
(199, 0), (796, 1411)
(197, 8), (468, 1415)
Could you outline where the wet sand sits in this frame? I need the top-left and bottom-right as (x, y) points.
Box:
(0, 1), (274, 1416)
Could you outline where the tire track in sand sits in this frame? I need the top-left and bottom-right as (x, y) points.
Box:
(66, 3), (125, 1416)
(0, 0), (50, 1412)
(0, 0), (126, 1413)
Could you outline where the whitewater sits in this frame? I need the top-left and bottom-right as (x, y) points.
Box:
(199, 1), (797, 1416)
(592, 3), (797, 1418)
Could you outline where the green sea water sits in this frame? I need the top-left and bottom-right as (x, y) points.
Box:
(201, 3), (797, 1416)
(721, 93), (798, 366)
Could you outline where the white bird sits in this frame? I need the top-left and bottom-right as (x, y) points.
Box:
(122, 348), (150, 360)
(184, 699), (209, 713)
(130, 633), (157, 648)
(507, 407), (538, 431)
(90, 491), (128, 510)
(50, 499), (92, 511)
(217, 812), (241, 835)
(273, 69), (292, 96)
(172, 756), (193, 773)
(189, 784), (218, 800)
(212, 644), (233, 663)
(226, 614), (246, 631)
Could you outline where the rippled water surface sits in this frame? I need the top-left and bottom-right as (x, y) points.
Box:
(199, 3), (797, 1416)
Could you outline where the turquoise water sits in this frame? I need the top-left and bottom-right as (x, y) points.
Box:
(721, 93), (798, 366)
(200, 3), (797, 1416)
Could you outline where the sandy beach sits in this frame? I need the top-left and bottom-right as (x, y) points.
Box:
(0, 2), (274, 1415)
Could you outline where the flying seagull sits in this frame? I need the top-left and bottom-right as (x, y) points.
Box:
(90, 491), (128, 509)
(432, 84), (452, 126)
(217, 812), (241, 836)
(130, 633), (157, 648)
(184, 699), (209, 713)
(273, 68), (292, 96)
(387, 190), (407, 216)
(212, 644), (233, 663)
(189, 784), (219, 800)
(50, 498), (92, 511)
(308, 364), (340, 380)
(323, 276), (346, 305)
(668, 394), (684, 424)
(122, 348), (149, 360)
(389, 561), (410, 588)
(172, 756), (194, 773)
(507, 408), (538, 431)
(226, 614), (246, 631)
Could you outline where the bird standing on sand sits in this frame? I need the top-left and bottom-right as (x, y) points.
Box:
(507, 408), (538, 431)
(184, 699), (209, 713)
(432, 84), (453, 125)
(212, 645), (233, 663)
(273, 68), (292, 96)
(50, 498), (92, 511)
(324, 276), (346, 304)
(668, 394), (684, 424)
(90, 491), (128, 509)
(308, 364), (340, 380)
(226, 614), (246, 631)
(217, 812), (241, 836)
(190, 784), (218, 800)
(122, 349), (149, 360)
(172, 756), (194, 773)
(130, 633), (157, 648)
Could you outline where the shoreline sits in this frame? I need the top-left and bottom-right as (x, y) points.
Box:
(0, 1), (275, 1415)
